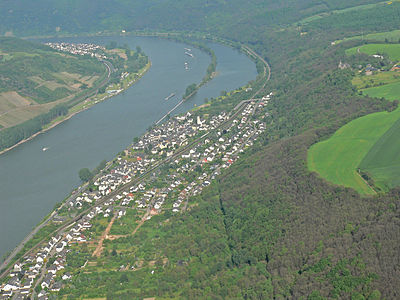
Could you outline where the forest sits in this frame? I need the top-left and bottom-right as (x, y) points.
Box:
(1, 0), (400, 299)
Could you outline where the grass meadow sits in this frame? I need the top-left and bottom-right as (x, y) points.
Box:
(359, 116), (400, 191)
(308, 108), (400, 195)
(346, 44), (400, 61)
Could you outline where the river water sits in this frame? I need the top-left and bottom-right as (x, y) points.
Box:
(0, 35), (256, 259)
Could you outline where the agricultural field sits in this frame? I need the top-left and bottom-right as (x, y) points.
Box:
(308, 108), (400, 195)
(297, 1), (391, 26)
(0, 37), (106, 128)
(0, 72), (98, 128)
(352, 71), (400, 89)
(359, 117), (400, 191)
(309, 41), (400, 194)
(362, 81), (400, 101)
(337, 29), (400, 44)
(345, 43), (400, 61)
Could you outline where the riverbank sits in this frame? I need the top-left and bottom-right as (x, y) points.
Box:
(0, 60), (151, 156)
(0, 36), (260, 280)
(0, 41), (267, 296)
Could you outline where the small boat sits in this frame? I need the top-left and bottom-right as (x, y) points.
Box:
(42, 147), (49, 152)
(185, 52), (194, 58)
(184, 62), (189, 70)
(184, 48), (192, 52)
(165, 93), (176, 101)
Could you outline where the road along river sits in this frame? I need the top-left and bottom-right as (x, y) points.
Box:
(0, 35), (257, 259)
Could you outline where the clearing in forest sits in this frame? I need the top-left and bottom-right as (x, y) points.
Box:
(362, 81), (400, 101)
(308, 108), (400, 195)
(346, 44), (400, 61)
(337, 29), (400, 44)
(359, 116), (400, 191)
(309, 41), (400, 194)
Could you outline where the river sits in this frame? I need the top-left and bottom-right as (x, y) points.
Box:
(0, 35), (257, 259)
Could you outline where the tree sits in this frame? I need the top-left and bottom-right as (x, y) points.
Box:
(106, 41), (117, 49)
(120, 273), (129, 283)
(98, 86), (106, 94)
(79, 168), (93, 182)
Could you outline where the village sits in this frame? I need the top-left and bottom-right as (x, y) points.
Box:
(0, 91), (272, 299)
(45, 42), (108, 60)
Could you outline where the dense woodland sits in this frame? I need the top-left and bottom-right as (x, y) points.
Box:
(1, 0), (400, 299)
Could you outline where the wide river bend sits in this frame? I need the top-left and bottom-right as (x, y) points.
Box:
(0, 35), (257, 259)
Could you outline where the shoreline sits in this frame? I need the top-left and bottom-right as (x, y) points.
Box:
(0, 61), (151, 156)
(0, 39), (267, 280)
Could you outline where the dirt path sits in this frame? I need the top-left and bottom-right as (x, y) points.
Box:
(92, 215), (117, 257)
(104, 210), (151, 242)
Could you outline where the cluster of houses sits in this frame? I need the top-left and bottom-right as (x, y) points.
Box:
(45, 42), (108, 59)
(0, 234), (69, 299)
(131, 111), (229, 159)
(0, 94), (271, 299)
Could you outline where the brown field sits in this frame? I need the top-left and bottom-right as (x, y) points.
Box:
(0, 99), (58, 128)
(0, 72), (99, 128)
(0, 91), (34, 114)
(108, 48), (127, 59)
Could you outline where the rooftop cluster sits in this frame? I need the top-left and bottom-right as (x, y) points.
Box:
(45, 43), (108, 59)
(1, 91), (272, 299)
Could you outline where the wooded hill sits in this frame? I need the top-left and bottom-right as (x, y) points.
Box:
(2, 0), (400, 298)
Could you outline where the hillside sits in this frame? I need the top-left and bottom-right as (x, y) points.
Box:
(0, 37), (106, 128)
(309, 40), (400, 193)
(1, 0), (400, 299)
(0, 38), (150, 153)
(0, 0), (382, 37)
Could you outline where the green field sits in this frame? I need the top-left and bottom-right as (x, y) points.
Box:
(308, 108), (400, 195)
(297, 1), (389, 26)
(337, 29), (400, 44)
(359, 116), (400, 191)
(352, 71), (400, 89)
(362, 81), (400, 101)
(309, 41), (400, 194)
(346, 44), (400, 61)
